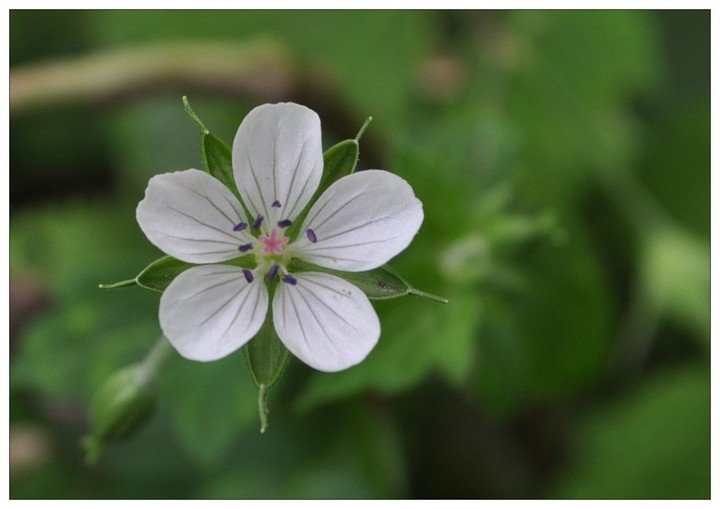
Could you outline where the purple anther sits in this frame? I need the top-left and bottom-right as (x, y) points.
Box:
(233, 221), (248, 232)
(271, 200), (282, 208)
(282, 274), (298, 285)
(238, 243), (253, 253)
(242, 269), (254, 283)
(267, 264), (279, 280)
(252, 215), (264, 229)
(278, 219), (292, 228)
(306, 228), (317, 243)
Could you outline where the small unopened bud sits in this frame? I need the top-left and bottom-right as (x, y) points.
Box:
(81, 364), (156, 465)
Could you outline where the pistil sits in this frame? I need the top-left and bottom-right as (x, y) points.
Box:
(259, 228), (288, 255)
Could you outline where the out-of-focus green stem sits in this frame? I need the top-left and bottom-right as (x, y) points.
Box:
(9, 39), (386, 168)
(10, 40), (296, 115)
(137, 336), (174, 386)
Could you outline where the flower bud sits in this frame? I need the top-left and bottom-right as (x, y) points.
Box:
(82, 364), (156, 464)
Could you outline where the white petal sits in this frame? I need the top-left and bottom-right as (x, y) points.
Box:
(136, 169), (249, 264)
(232, 103), (323, 226)
(273, 272), (380, 372)
(293, 170), (424, 271)
(160, 265), (268, 361)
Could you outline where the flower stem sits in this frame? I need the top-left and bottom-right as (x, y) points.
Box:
(137, 337), (174, 386)
(258, 384), (269, 433)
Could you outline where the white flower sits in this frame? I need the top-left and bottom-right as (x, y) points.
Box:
(136, 103), (423, 372)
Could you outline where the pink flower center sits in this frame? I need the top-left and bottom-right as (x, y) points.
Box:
(258, 228), (288, 255)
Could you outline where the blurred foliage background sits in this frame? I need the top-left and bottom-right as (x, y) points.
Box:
(9, 10), (710, 499)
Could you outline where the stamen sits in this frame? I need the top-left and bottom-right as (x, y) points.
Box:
(238, 243), (253, 253)
(282, 274), (297, 285)
(278, 219), (292, 228)
(306, 229), (317, 243)
(271, 200), (282, 208)
(267, 264), (279, 280)
(242, 269), (254, 283)
(233, 221), (248, 232)
(252, 215), (264, 229)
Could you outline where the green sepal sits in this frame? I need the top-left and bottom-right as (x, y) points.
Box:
(286, 138), (359, 241)
(99, 255), (254, 293)
(318, 139), (359, 196)
(241, 299), (290, 433)
(202, 133), (241, 199)
(242, 316), (289, 389)
(183, 97), (246, 207)
(136, 256), (195, 292)
(288, 259), (448, 303)
(98, 256), (193, 293)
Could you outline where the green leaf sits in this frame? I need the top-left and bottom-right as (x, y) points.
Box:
(288, 259), (447, 302)
(296, 285), (477, 412)
(161, 353), (259, 466)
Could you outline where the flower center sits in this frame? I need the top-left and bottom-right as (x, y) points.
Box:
(258, 228), (288, 255)
(233, 198), (321, 286)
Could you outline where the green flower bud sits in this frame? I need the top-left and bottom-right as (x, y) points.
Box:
(82, 364), (156, 465)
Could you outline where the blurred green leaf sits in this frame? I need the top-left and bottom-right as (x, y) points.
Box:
(504, 10), (661, 203)
(510, 219), (613, 397)
(639, 97), (710, 236)
(11, 200), (162, 398)
(640, 227), (709, 340)
(297, 285), (479, 412)
(553, 364), (710, 499)
(200, 401), (407, 499)
(160, 353), (258, 467)
(470, 215), (614, 414)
